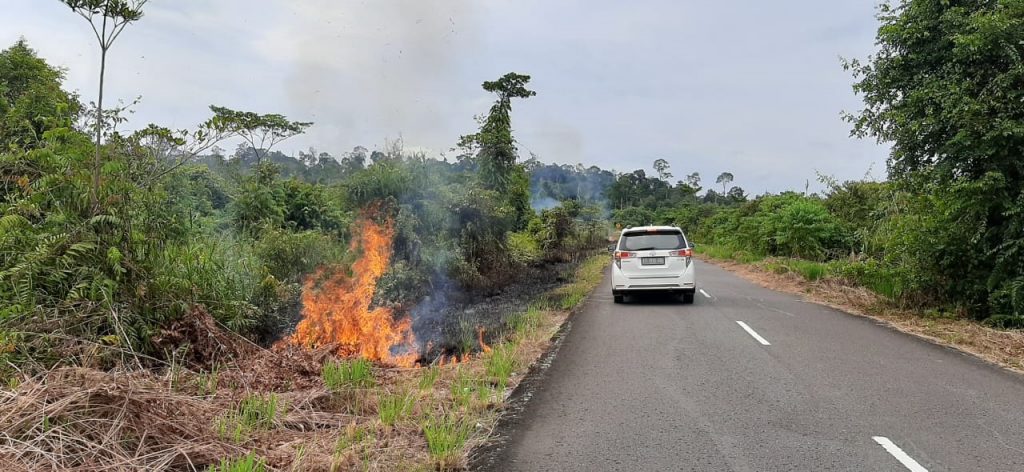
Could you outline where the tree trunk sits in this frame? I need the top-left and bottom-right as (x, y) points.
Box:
(92, 44), (107, 212)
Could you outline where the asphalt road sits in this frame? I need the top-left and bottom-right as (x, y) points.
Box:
(481, 260), (1024, 471)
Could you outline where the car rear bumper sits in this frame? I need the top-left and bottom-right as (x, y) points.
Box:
(612, 286), (696, 295)
(611, 263), (696, 294)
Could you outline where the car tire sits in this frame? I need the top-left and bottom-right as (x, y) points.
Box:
(613, 295), (624, 304)
(681, 292), (695, 304)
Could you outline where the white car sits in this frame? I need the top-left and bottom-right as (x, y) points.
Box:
(611, 226), (697, 304)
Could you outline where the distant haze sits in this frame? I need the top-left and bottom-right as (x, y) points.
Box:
(1, 1), (888, 193)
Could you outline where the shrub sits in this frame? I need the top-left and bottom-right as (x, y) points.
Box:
(982, 315), (1024, 330)
(506, 231), (542, 266)
(252, 228), (346, 283)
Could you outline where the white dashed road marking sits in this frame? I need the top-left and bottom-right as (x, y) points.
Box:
(699, 289), (712, 299)
(872, 437), (929, 472)
(736, 321), (770, 346)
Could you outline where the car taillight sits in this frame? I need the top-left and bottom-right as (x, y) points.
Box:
(613, 251), (634, 269)
(670, 249), (693, 257)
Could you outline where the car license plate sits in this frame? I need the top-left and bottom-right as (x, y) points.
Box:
(641, 257), (665, 265)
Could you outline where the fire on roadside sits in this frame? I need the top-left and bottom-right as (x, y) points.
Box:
(288, 208), (418, 367)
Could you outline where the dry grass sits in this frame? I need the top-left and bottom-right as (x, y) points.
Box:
(0, 254), (608, 471)
(701, 256), (1024, 373)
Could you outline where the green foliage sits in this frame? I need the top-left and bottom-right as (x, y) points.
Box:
(208, 105), (312, 164)
(695, 193), (848, 261)
(458, 72), (535, 228)
(527, 200), (606, 263)
(459, 73), (536, 192)
(508, 306), (542, 339)
(253, 228), (346, 283)
(770, 198), (846, 260)
(611, 206), (655, 228)
(845, 0), (1024, 318)
(231, 162), (285, 235)
(506, 230), (542, 266)
(982, 315), (1024, 330)
(0, 40), (81, 150)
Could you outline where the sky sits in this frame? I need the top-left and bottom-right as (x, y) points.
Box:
(1, 0), (889, 194)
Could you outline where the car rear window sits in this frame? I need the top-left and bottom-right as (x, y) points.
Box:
(618, 230), (687, 251)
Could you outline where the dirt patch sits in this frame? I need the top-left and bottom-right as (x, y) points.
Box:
(700, 255), (1024, 373)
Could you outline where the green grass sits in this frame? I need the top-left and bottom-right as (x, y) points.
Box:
(207, 453), (266, 472)
(732, 250), (764, 264)
(485, 344), (517, 391)
(699, 243), (737, 260)
(547, 254), (607, 311)
(418, 365), (440, 390)
(238, 393), (279, 429)
(509, 306), (542, 339)
(215, 393), (280, 443)
(456, 318), (478, 356)
(322, 358), (375, 391)
(196, 367), (220, 396)
(422, 414), (474, 465)
(378, 391), (415, 426)
(335, 422), (371, 452)
(450, 370), (475, 408)
(785, 259), (827, 281)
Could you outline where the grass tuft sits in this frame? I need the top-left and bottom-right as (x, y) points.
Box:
(215, 393), (280, 443)
(207, 453), (266, 472)
(322, 358), (375, 391)
(418, 366), (440, 390)
(378, 391), (415, 426)
(485, 344), (517, 391)
(423, 414), (474, 467)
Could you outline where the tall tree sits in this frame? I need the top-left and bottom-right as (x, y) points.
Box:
(458, 72), (536, 227)
(716, 172), (734, 195)
(459, 72), (536, 190)
(653, 158), (673, 200)
(845, 0), (1024, 316)
(685, 172), (702, 193)
(209, 105), (313, 164)
(652, 159), (673, 182)
(59, 0), (147, 210)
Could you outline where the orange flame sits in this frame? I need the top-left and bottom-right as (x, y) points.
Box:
(289, 210), (417, 367)
(478, 327), (492, 354)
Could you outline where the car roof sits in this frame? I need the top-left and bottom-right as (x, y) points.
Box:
(621, 226), (684, 234)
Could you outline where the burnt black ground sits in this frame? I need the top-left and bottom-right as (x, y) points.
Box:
(412, 262), (574, 359)
(475, 260), (1024, 471)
